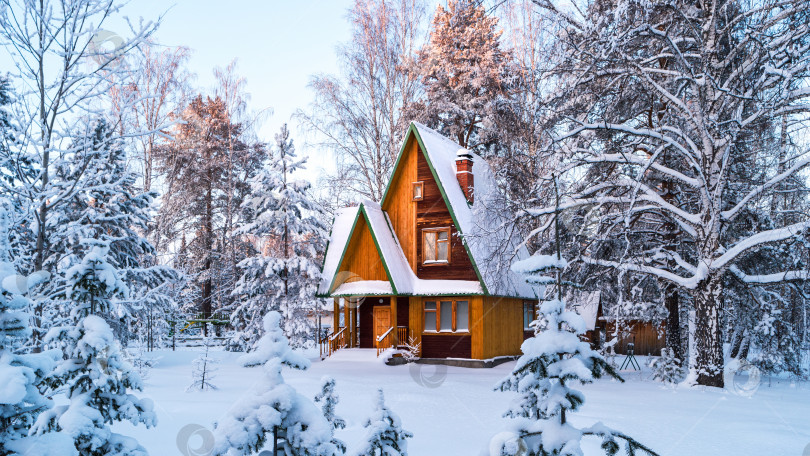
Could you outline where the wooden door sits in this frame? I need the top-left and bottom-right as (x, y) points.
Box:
(373, 306), (391, 343)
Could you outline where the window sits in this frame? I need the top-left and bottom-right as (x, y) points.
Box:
(423, 228), (450, 264)
(412, 181), (424, 201)
(424, 301), (437, 332)
(423, 299), (469, 333)
(523, 301), (536, 330)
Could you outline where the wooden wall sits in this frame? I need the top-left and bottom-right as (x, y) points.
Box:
(479, 297), (524, 359)
(422, 334), (471, 358)
(381, 136), (418, 271)
(333, 215), (388, 291)
(604, 321), (666, 355)
(415, 149), (477, 281)
(408, 296), (423, 348)
(405, 295), (524, 360)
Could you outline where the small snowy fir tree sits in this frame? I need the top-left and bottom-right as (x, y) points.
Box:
(649, 348), (684, 386)
(493, 254), (658, 456)
(213, 311), (341, 456)
(230, 124), (327, 350)
(32, 315), (156, 456)
(188, 324), (220, 392)
(356, 389), (412, 456)
(125, 337), (158, 381)
(314, 376), (347, 452)
(0, 203), (72, 456)
(238, 311), (312, 368)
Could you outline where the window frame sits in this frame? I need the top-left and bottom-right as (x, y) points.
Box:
(423, 298), (470, 334)
(412, 181), (424, 201)
(523, 301), (536, 331)
(422, 227), (451, 265)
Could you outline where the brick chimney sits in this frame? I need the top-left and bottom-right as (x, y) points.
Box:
(455, 149), (474, 204)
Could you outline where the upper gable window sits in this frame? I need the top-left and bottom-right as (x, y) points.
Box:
(412, 181), (424, 201)
(423, 227), (450, 264)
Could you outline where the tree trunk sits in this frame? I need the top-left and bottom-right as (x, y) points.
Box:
(693, 273), (725, 387)
(201, 177), (214, 332)
(664, 284), (682, 359)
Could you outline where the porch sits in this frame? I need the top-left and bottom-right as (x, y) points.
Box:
(319, 296), (410, 359)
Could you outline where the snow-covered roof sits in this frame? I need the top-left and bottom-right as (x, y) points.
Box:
(571, 291), (601, 331)
(410, 123), (537, 298)
(317, 123), (538, 299)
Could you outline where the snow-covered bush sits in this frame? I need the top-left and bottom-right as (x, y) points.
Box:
(314, 376), (347, 452)
(213, 311), (340, 456)
(356, 389), (412, 456)
(126, 338), (158, 381)
(402, 336), (421, 362)
(315, 376), (346, 430)
(649, 348), (684, 386)
(238, 312), (311, 368)
(33, 315), (156, 456)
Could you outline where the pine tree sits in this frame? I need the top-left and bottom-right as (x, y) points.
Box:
(187, 324), (220, 392)
(156, 95), (264, 327)
(64, 240), (128, 318)
(33, 315), (156, 456)
(314, 376), (347, 452)
(0, 203), (67, 455)
(213, 311), (340, 456)
(356, 389), (412, 456)
(230, 124), (326, 349)
(405, 0), (516, 155)
(43, 120), (178, 342)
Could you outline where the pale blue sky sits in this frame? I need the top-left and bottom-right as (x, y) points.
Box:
(120, 0), (358, 181)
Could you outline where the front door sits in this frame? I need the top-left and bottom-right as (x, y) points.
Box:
(373, 306), (391, 345)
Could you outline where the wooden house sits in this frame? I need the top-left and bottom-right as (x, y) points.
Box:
(317, 123), (538, 363)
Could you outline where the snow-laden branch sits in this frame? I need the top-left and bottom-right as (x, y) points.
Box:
(581, 254), (707, 289)
(721, 152), (810, 221)
(714, 220), (810, 270)
(729, 265), (810, 284)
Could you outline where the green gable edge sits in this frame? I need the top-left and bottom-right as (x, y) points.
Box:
(319, 203), (398, 297)
(379, 123), (490, 296)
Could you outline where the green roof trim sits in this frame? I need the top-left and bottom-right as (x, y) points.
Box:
(321, 203), (398, 297)
(384, 123), (491, 296)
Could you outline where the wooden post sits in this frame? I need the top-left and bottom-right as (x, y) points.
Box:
(391, 295), (398, 347)
(344, 299), (351, 347)
(333, 297), (339, 330)
(351, 305), (358, 347)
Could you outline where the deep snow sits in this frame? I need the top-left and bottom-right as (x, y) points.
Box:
(117, 347), (810, 455)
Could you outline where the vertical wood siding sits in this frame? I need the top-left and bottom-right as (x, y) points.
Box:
(334, 215), (388, 291)
(415, 149), (477, 281)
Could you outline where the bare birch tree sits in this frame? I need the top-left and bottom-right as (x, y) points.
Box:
(297, 0), (426, 202)
(527, 0), (810, 387)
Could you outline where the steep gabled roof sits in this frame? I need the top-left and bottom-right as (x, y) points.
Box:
(319, 123), (538, 299)
(318, 200), (483, 297)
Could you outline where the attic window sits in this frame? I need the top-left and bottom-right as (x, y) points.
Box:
(412, 181), (424, 201)
(423, 227), (450, 264)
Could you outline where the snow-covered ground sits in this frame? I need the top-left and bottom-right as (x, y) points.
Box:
(119, 347), (810, 455)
